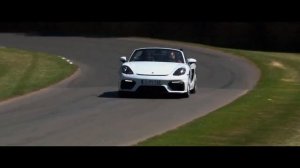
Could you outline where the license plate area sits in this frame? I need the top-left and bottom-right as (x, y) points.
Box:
(141, 80), (162, 86)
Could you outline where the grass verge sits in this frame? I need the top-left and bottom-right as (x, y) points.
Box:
(0, 47), (77, 101)
(138, 46), (300, 146)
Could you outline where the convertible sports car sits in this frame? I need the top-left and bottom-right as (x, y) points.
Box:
(118, 47), (197, 97)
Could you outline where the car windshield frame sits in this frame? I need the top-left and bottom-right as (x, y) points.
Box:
(129, 49), (185, 63)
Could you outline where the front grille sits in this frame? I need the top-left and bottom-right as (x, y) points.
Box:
(168, 81), (185, 91)
(137, 86), (168, 94)
(137, 74), (167, 76)
(121, 80), (136, 89)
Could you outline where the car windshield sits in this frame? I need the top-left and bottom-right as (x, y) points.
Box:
(129, 49), (184, 63)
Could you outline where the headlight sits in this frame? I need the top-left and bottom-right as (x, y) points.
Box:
(173, 67), (186, 76)
(121, 65), (134, 74)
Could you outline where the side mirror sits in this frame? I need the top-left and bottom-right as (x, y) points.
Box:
(120, 56), (127, 63)
(187, 58), (197, 64)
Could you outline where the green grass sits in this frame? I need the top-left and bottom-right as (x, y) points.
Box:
(138, 47), (300, 146)
(0, 47), (77, 101)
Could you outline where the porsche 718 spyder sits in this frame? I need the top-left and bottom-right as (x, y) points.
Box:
(119, 47), (197, 97)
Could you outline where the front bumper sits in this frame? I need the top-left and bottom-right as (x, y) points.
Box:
(119, 73), (189, 93)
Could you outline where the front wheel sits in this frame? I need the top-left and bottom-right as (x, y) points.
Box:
(190, 83), (196, 94)
(183, 85), (190, 98)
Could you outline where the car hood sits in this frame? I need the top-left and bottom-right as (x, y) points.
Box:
(124, 62), (184, 75)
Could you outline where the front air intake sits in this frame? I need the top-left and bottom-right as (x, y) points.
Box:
(168, 81), (185, 91)
(121, 80), (136, 89)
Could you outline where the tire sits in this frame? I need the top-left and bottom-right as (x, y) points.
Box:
(183, 85), (190, 98)
(190, 83), (196, 94)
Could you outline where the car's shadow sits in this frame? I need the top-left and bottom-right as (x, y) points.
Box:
(98, 91), (185, 99)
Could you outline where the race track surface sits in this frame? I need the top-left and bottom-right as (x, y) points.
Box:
(0, 33), (259, 145)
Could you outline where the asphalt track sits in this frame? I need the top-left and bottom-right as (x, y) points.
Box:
(0, 33), (259, 145)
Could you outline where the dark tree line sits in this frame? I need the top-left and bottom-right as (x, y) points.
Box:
(1, 22), (299, 52)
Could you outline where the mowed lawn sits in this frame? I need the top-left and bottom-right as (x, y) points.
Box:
(139, 47), (300, 146)
(0, 47), (77, 101)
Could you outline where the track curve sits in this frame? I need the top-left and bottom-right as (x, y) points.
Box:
(0, 33), (259, 145)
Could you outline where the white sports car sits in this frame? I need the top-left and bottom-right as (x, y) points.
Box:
(118, 47), (197, 97)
